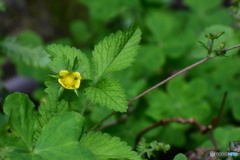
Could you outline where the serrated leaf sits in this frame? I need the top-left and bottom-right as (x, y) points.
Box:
(80, 131), (140, 160)
(92, 26), (141, 81)
(33, 93), (68, 144)
(3, 93), (36, 151)
(1, 37), (50, 68)
(34, 112), (96, 160)
(37, 94), (68, 124)
(46, 44), (91, 79)
(84, 78), (128, 112)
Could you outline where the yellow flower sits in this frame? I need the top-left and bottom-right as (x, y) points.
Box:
(58, 70), (82, 89)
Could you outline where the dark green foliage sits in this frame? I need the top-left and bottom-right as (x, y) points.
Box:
(0, 0), (240, 159)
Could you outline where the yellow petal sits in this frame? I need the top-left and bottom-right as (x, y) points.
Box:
(59, 70), (69, 77)
(58, 70), (82, 90)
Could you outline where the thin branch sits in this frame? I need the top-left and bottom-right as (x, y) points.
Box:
(130, 44), (240, 104)
(98, 113), (128, 131)
(129, 56), (212, 103)
(218, 44), (240, 54)
(211, 92), (228, 127)
(134, 92), (228, 150)
(206, 131), (219, 151)
(89, 111), (116, 131)
(133, 117), (209, 150)
(97, 104), (135, 131)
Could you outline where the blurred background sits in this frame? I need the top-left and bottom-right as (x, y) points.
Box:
(0, 0), (240, 159)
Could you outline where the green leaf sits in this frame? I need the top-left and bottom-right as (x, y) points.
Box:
(167, 76), (207, 103)
(163, 30), (196, 59)
(145, 10), (182, 41)
(77, 0), (140, 21)
(84, 78), (128, 112)
(184, 0), (222, 13)
(37, 94), (68, 124)
(80, 131), (140, 160)
(1, 37), (50, 68)
(33, 93), (69, 144)
(202, 126), (240, 150)
(0, 123), (28, 151)
(17, 31), (43, 46)
(70, 20), (90, 44)
(136, 45), (165, 76)
(146, 77), (210, 124)
(92, 26), (141, 81)
(231, 94), (240, 121)
(46, 44), (91, 79)
(173, 153), (188, 160)
(3, 93), (36, 151)
(34, 112), (96, 160)
(5, 152), (41, 160)
(0, 1), (7, 11)
(146, 90), (172, 121)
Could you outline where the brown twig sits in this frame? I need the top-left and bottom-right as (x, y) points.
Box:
(211, 91), (228, 127)
(206, 131), (219, 151)
(133, 92), (228, 150)
(133, 117), (209, 150)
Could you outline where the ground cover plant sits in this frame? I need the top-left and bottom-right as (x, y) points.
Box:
(1, 0), (240, 159)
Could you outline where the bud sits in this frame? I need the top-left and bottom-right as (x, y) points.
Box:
(217, 42), (226, 51)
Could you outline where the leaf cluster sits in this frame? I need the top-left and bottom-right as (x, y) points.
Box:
(0, 92), (140, 160)
(137, 138), (170, 159)
(0, 27), (143, 160)
(45, 26), (141, 113)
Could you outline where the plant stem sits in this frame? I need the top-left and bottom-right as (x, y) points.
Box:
(129, 56), (212, 103)
(209, 39), (214, 54)
(90, 111), (116, 131)
(207, 131), (219, 150)
(81, 100), (90, 115)
(219, 44), (240, 53)
(129, 44), (240, 103)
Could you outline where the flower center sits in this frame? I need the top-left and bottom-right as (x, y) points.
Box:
(64, 76), (75, 86)
(58, 70), (82, 90)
